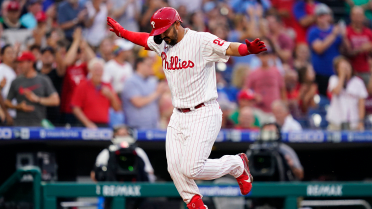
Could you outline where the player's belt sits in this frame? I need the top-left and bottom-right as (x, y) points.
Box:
(177, 103), (205, 113)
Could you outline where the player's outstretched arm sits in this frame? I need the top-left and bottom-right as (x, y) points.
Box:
(107, 17), (151, 50)
(226, 38), (267, 56)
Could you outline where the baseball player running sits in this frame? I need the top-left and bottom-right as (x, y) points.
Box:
(107, 7), (266, 209)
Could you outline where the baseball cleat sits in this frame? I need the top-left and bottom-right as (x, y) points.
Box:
(236, 153), (253, 195)
(187, 195), (208, 209)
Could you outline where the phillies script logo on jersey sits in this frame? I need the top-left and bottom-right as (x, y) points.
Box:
(161, 52), (195, 70)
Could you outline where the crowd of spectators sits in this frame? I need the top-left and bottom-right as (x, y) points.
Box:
(0, 0), (372, 131)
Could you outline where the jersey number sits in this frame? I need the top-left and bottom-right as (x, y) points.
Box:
(213, 38), (225, 46)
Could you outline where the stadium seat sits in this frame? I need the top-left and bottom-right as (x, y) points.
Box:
(308, 108), (328, 129)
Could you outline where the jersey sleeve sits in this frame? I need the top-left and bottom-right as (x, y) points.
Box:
(201, 32), (231, 63)
(147, 36), (163, 56)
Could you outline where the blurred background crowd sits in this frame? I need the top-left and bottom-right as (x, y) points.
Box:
(1, 0), (372, 131)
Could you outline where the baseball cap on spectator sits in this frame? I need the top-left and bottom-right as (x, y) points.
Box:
(41, 46), (55, 55)
(17, 51), (36, 62)
(112, 39), (134, 56)
(7, 1), (20, 11)
(35, 11), (47, 23)
(315, 3), (332, 16)
(238, 89), (255, 101)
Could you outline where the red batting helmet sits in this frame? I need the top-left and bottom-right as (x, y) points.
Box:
(149, 7), (182, 36)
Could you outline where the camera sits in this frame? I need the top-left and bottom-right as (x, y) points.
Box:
(94, 142), (148, 182)
(94, 126), (149, 182)
(247, 123), (294, 181)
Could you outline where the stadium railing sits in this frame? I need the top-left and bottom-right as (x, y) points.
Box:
(1, 127), (372, 143)
(1, 167), (372, 209)
(0, 166), (41, 209)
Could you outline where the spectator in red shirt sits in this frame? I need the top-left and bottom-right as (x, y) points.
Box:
(345, 6), (372, 86)
(60, 27), (96, 125)
(266, 14), (295, 64)
(71, 58), (121, 128)
(270, 0), (296, 30)
(244, 40), (287, 124)
(235, 107), (260, 131)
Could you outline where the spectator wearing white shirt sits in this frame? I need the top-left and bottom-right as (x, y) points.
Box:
(0, 45), (16, 98)
(326, 56), (368, 131)
(103, 39), (134, 94)
(0, 44), (16, 124)
(271, 100), (302, 132)
(83, 0), (108, 47)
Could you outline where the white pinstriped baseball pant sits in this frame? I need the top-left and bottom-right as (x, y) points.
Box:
(166, 100), (244, 203)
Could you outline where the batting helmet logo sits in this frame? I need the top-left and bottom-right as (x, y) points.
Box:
(149, 7), (183, 36)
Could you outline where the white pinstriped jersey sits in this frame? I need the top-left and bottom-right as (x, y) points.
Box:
(147, 28), (231, 108)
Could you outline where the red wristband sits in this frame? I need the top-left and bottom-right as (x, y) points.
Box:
(120, 29), (151, 50)
(238, 43), (250, 56)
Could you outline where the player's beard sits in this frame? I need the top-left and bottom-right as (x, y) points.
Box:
(165, 26), (178, 46)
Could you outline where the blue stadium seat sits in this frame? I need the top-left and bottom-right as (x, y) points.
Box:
(295, 117), (309, 129)
(217, 86), (240, 102)
(315, 94), (330, 109)
(307, 108), (328, 129)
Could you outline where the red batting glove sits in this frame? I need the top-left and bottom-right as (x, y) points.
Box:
(245, 38), (267, 54)
(107, 17), (125, 38)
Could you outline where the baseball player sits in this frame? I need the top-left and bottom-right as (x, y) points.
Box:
(107, 7), (267, 209)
